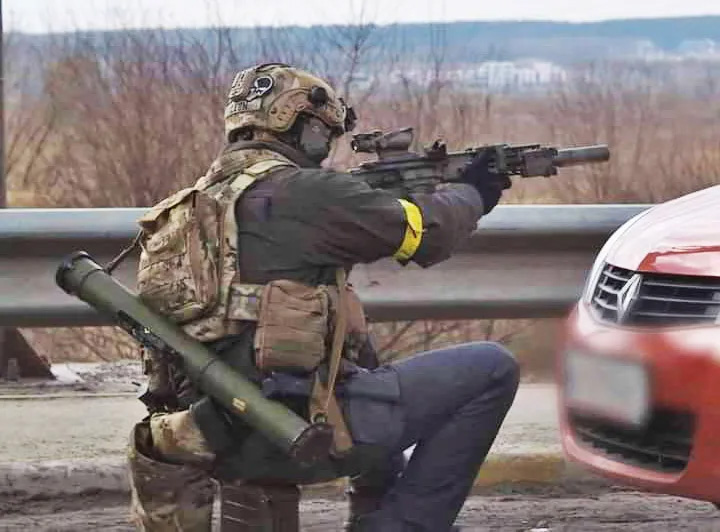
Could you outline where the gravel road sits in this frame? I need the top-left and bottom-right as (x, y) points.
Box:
(0, 490), (718, 531)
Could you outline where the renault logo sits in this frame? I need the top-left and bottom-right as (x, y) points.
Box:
(617, 273), (642, 323)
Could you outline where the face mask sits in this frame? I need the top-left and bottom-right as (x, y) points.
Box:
(298, 117), (335, 163)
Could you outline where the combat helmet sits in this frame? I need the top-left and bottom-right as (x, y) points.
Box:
(224, 63), (357, 143)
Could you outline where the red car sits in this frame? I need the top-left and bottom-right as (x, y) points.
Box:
(559, 184), (720, 503)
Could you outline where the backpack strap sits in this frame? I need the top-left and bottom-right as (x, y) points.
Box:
(105, 229), (144, 274)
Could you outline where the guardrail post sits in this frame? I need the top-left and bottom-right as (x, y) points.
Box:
(0, 7), (7, 378)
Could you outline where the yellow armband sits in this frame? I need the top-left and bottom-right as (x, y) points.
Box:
(393, 199), (424, 262)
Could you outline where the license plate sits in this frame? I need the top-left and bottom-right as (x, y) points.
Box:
(565, 350), (650, 428)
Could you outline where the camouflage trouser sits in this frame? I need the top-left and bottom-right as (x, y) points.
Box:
(128, 412), (303, 531)
(128, 414), (216, 532)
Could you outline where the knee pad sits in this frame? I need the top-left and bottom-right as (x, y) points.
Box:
(148, 410), (215, 465)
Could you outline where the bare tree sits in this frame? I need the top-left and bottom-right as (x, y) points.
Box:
(33, 26), (235, 208)
(372, 319), (533, 364)
(19, 14), (720, 374)
(3, 34), (57, 198)
(531, 61), (720, 205)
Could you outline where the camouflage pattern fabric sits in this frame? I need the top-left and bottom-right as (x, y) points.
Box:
(183, 152), (290, 342)
(149, 411), (215, 465)
(137, 148), (295, 343)
(136, 187), (221, 324)
(224, 63), (349, 140)
(128, 421), (215, 532)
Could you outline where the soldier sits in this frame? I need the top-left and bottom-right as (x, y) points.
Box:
(128, 63), (519, 532)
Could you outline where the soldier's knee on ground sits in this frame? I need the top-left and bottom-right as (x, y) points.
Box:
(128, 420), (215, 532)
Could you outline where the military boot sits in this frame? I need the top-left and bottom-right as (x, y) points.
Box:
(345, 488), (463, 532)
(128, 421), (216, 532)
(219, 482), (300, 531)
(350, 516), (462, 532)
(344, 486), (386, 531)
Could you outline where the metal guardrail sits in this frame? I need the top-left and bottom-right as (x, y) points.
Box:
(0, 205), (649, 327)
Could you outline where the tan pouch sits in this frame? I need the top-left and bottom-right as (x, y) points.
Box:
(254, 280), (330, 374)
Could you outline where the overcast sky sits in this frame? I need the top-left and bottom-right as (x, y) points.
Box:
(5, 0), (720, 34)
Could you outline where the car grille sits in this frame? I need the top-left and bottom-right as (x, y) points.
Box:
(591, 263), (720, 326)
(570, 410), (695, 473)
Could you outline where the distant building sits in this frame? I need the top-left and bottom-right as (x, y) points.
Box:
(461, 60), (567, 90)
(677, 39), (719, 58)
(631, 38), (720, 63)
(385, 60), (568, 93)
(631, 40), (666, 61)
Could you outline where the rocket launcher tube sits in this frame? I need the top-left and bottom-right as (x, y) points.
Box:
(55, 251), (334, 465)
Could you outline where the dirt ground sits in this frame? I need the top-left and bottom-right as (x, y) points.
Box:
(3, 365), (718, 530)
(0, 489), (718, 531)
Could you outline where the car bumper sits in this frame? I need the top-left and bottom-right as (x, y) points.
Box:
(559, 302), (720, 503)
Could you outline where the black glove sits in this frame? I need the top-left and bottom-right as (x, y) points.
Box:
(458, 150), (512, 215)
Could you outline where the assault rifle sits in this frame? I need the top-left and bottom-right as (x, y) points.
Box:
(348, 127), (610, 194)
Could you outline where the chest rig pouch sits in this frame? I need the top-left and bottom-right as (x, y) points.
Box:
(254, 279), (331, 373)
(253, 268), (369, 456)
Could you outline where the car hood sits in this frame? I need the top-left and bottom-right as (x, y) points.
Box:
(606, 185), (720, 277)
